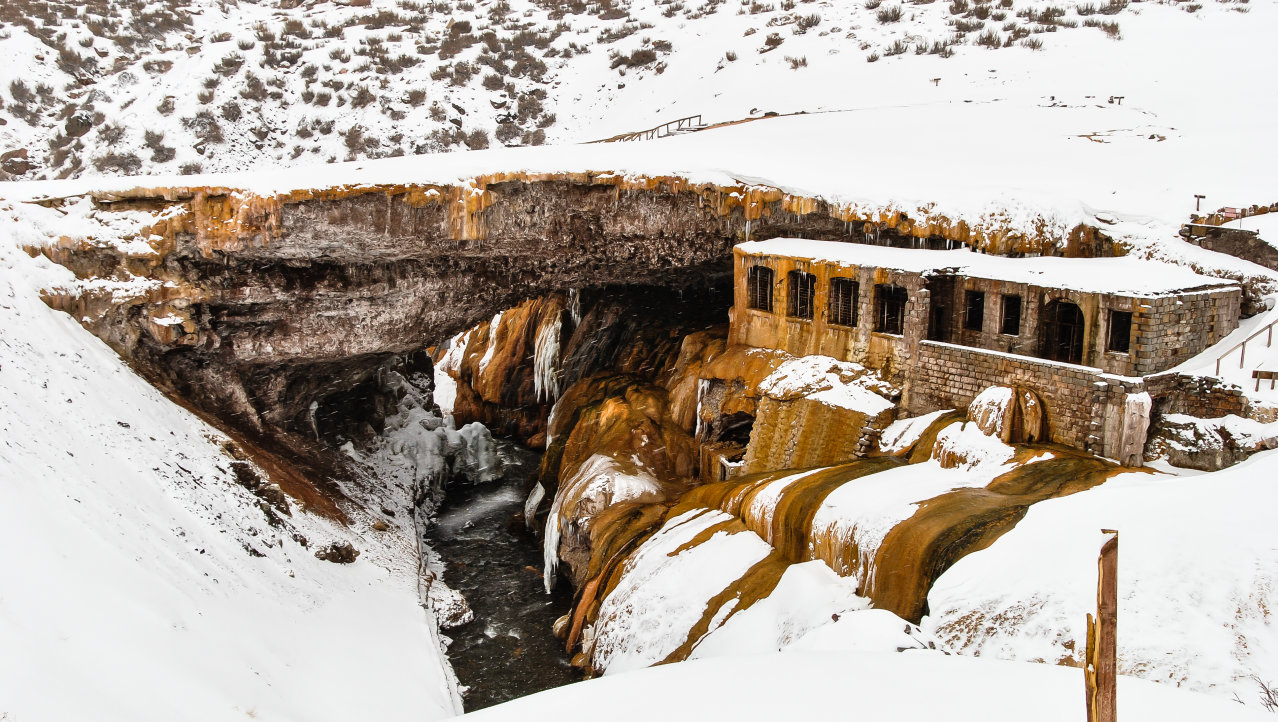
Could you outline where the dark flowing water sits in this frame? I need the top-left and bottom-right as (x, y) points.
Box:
(426, 440), (579, 712)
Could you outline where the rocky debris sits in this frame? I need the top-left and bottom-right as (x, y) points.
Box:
(423, 568), (474, 629)
(228, 459), (290, 517)
(314, 541), (360, 564)
(0, 148), (33, 179)
(1146, 413), (1278, 471)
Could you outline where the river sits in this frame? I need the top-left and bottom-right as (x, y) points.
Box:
(426, 440), (580, 712)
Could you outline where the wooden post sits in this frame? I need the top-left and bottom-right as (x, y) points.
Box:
(1084, 530), (1119, 722)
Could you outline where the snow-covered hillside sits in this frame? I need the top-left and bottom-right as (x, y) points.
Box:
(455, 650), (1273, 722)
(0, 201), (462, 721)
(0, 0), (1267, 184)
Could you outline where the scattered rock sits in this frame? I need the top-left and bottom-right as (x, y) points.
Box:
(1, 148), (33, 176)
(314, 541), (360, 564)
(553, 613), (571, 640)
(64, 112), (94, 138)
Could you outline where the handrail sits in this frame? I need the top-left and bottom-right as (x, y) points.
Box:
(1215, 318), (1278, 375)
(590, 114), (704, 143)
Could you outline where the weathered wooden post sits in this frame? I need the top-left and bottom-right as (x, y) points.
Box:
(1084, 529), (1119, 722)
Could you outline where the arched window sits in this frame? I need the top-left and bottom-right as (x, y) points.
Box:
(1041, 299), (1085, 364)
(828, 277), (859, 327)
(787, 270), (816, 320)
(874, 283), (908, 334)
(747, 265), (774, 312)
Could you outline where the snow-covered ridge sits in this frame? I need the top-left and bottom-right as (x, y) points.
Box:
(2, 0), (1262, 182)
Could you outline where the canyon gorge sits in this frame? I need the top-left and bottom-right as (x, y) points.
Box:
(11, 170), (1274, 711)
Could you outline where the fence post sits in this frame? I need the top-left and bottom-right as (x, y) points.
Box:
(1084, 529), (1119, 722)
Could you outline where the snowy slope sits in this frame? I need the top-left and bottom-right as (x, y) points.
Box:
(0, 202), (460, 721)
(923, 450), (1278, 703)
(456, 650), (1272, 722)
(1, 0), (1272, 192)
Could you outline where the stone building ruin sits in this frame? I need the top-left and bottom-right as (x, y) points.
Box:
(721, 238), (1244, 466)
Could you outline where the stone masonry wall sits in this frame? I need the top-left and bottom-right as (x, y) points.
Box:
(908, 340), (1116, 450)
(1133, 289), (1241, 375)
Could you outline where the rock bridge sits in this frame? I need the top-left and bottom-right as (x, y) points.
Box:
(31, 172), (1115, 501)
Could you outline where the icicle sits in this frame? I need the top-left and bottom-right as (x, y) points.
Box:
(476, 311), (503, 378)
(694, 379), (710, 439)
(568, 288), (582, 327)
(532, 313), (562, 403)
(543, 505), (561, 592)
(745, 218), (752, 242)
(545, 397), (562, 448)
(524, 482), (546, 531)
(308, 400), (320, 441)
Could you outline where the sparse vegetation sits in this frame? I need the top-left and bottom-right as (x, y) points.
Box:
(1083, 17), (1121, 37)
(0, 0), (1149, 177)
(877, 5), (904, 22)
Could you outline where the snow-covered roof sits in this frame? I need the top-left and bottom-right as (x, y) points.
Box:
(736, 238), (1238, 298)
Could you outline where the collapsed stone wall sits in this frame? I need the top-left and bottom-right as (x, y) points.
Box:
(1188, 226), (1278, 273)
(1144, 372), (1250, 419)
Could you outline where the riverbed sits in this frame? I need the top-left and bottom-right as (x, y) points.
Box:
(426, 440), (579, 712)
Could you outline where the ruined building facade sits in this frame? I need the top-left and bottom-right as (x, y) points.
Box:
(726, 238), (1243, 464)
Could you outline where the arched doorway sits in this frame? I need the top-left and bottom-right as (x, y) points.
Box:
(1041, 299), (1084, 364)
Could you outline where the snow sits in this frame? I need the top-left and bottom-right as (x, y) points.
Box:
(924, 450), (1278, 702)
(687, 560), (871, 661)
(476, 311), (503, 378)
(0, 203), (461, 721)
(932, 421), (1018, 471)
(878, 409), (954, 454)
(739, 238), (1238, 296)
(809, 448), (1046, 587)
(741, 468), (828, 541)
(1147, 413), (1278, 462)
(432, 328), (473, 416)
(589, 508), (774, 674)
(1235, 213), (1278, 248)
(457, 650), (1271, 722)
(757, 354), (896, 415)
(0, 1), (1274, 284)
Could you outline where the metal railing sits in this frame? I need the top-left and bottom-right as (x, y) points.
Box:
(590, 114), (704, 143)
(1215, 317), (1278, 375)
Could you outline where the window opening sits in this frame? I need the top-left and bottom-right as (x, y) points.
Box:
(828, 277), (859, 327)
(1001, 294), (1022, 336)
(787, 270), (816, 320)
(874, 284), (908, 335)
(1041, 299), (1085, 364)
(746, 265), (774, 312)
(1108, 310), (1132, 353)
(964, 290), (985, 332)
